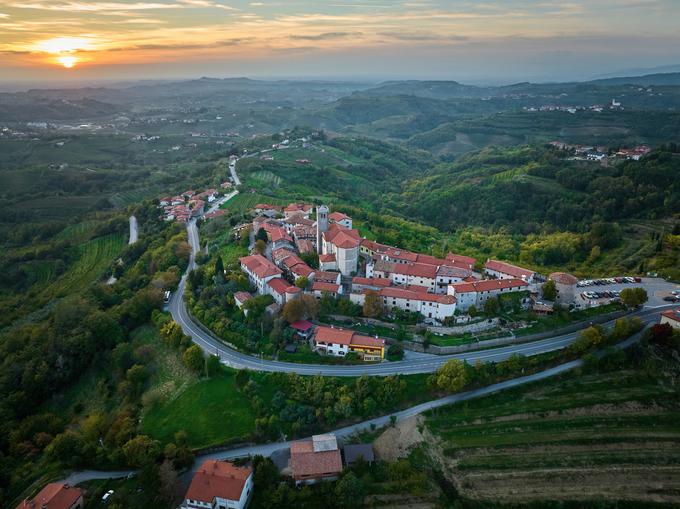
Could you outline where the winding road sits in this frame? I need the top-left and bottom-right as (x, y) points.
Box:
(169, 161), (675, 376)
(128, 215), (138, 244)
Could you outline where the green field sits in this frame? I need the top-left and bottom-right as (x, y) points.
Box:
(220, 192), (289, 214)
(45, 233), (126, 297)
(425, 367), (680, 503)
(141, 370), (270, 449)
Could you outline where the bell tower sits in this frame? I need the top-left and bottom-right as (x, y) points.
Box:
(316, 205), (329, 254)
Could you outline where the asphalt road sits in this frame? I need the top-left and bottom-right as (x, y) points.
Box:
(229, 159), (241, 186)
(128, 215), (138, 244)
(171, 221), (676, 376)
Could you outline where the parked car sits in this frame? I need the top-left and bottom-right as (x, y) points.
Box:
(634, 277), (642, 282)
(102, 490), (114, 502)
(663, 296), (679, 302)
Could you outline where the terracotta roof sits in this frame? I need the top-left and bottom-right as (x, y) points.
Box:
(16, 483), (82, 509)
(289, 262), (314, 278)
(204, 210), (227, 219)
(450, 278), (529, 294)
(284, 203), (313, 213)
(286, 286), (302, 294)
(314, 271), (341, 283)
(290, 319), (314, 331)
(329, 211), (351, 222)
(380, 286), (456, 304)
(268, 277), (291, 295)
(436, 265), (472, 278)
(361, 239), (389, 253)
(384, 247), (418, 262)
(255, 203), (282, 210)
(324, 223), (361, 249)
(319, 253), (336, 262)
(184, 460), (251, 504)
(315, 326), (355, 345)
(352, 277), (392, 288)
(661, 309), (680, 322)
(234, 291), (253, 304)
(270, 227), (292, 244)
(485, 260), (535, 279)
(550, 272), (579, 285)
(296, 239), (315, 254)
(351, 334), (385, 348)
(312, 281), (340, 293)
(446, 252), (477, 268)
(239, 254), (282, 279)
(290, 439), (342, 479)
(392, 262), (437, 279)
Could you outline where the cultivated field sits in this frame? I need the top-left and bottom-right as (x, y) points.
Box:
(425, 369), (680, 504)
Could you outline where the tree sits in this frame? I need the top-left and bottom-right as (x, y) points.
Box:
(468, 304), (478, 317)
(432, 359), (469, 392)
(254, 239), (266, 254)
(295, 276), (310, 289)
(542, 280), (557, 301)
(363, 291), (384, 318)
(335, 471), (365, 508)
(158, 459), (184, 504)
(122, 435), (161, 467)
(387, 343), (404, 360)
(183, 345), (205, 372)
(282, 299), (303, 323)
(255, 227), (268, 243)
(484, 297), (499, 315)
(206, 354), (221, 377)
(572, 325), (604, 352)
(214, 255), (224, 280)
(620, 287), (648, 308)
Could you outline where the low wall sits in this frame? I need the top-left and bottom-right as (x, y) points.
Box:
(398, 309), (630, 355)
(428, 317), (500, 335)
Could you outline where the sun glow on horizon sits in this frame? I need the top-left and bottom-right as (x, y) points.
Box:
(57, 55), (78, 68)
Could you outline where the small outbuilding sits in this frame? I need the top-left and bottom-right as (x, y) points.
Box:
(343, 443), (375, 467)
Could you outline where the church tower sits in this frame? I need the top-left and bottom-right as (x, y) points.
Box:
(316, 205), (329, 254)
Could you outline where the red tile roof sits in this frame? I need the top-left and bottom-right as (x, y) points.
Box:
(361, 239), (389, 253)
(290, 319), (314, 331)
(661, 309), (680, 322)
(393, 262), (437, 279)
(352, 277), (392, 288)
(312, 281), (340, 293)
(446, 252), (477, 268)
(319, 253), (336, 262)
(184, 460), (252, 504)
(329, 211), (350, 222)
(290, 439), (342, 479)
(296, 239), (315, 254)
(550, 272), (579, 285)
(15, 483), (83, 509)
(284, 203), (313, 213)
(270, 227), (292, 243)
(380, 286), (456, 304)
(351, 334), (385, 348)
(234, 291), (253, 304)
(268, 277), (292, 295)
(255, 203), (283, 211)
(239, 254), (282, 279)
(314, 271), (341, 283)
(324, 223), (361, 249)
(449, 278), (529, 294)
(314, 326), (355, 345)
(384, 247), (418, 262)
(485, 260), (535, 279)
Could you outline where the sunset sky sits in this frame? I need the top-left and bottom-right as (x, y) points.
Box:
(1, 0), (679, 83)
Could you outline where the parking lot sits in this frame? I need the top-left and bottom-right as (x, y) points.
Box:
(576, 277), (680, 307)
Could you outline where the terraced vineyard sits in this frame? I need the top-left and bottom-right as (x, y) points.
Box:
(220, 193), (288, 215)
(44, 233), (126, 298)
(426, 369), (680, 504)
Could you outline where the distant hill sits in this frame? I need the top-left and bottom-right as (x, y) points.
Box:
(589, 72), (680, 86)
(0, 93), (121, 122)
(361, 80), (486, 99)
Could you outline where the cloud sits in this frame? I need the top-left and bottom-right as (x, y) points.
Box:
(0, 13), (9, 18)
(378, 31), (468, 42)
(7, 0), (236, 12)
(290, 32), (358, 41)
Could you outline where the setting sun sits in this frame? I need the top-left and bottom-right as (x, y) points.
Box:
(57, 55), (78, 68)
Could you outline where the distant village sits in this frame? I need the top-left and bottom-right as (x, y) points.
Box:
(548, 140), (651, 164)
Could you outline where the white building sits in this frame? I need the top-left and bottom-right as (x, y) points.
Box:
(350, 287), (457, 321)
(239, 254), (282, 294)
(448, 278), (529, 311)
(329, 211), (353, 229)
(181, 460), (253, 509)
(484, 259), (537, 284)
(321, 223), (361, 276)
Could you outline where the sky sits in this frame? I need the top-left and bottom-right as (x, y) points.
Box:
(1, 0), (679, 84)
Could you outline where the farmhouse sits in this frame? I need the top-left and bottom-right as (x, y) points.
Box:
(267, 278), (301, 306)
(234, 291), (253, 314)
(15, 483), (83, 509)
(484, 259), (537, 283)
(311, 281), (343, 298)
(290, 434), (343, 485)
(312, 325), (385, 360)
(180, 460), (253, 509)
(448, 278), (529, 312)
(284, 203), (313, 218)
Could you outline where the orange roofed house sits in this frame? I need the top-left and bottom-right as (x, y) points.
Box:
(290, 434), (343, 485)
(16, 483), (83, 509)
(313, 325), (385, 361)
(180, 460), (253, 509)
